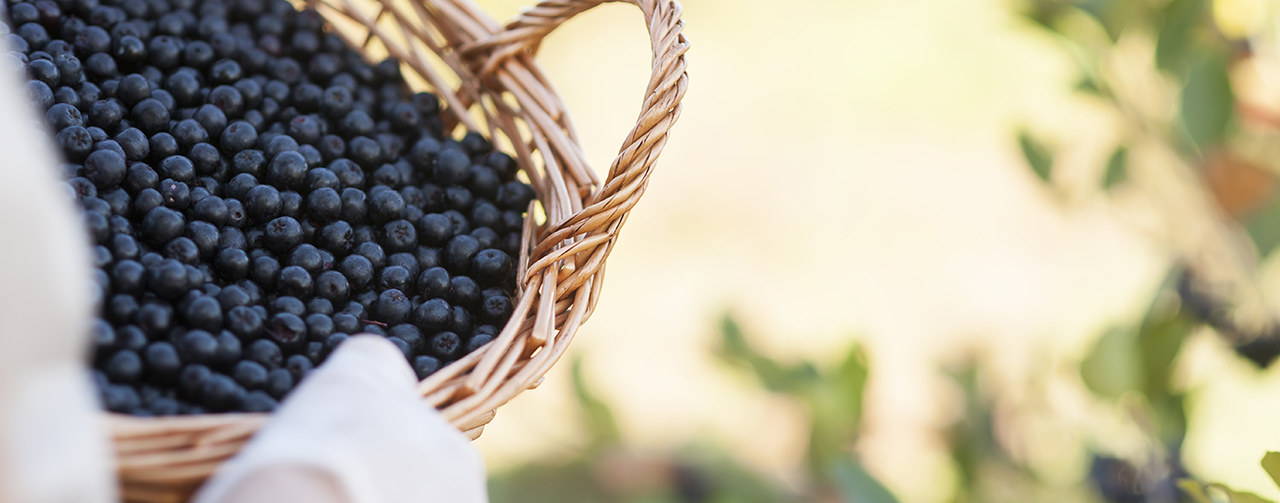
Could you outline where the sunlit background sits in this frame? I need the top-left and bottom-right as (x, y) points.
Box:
(451, 0), (1280, 501)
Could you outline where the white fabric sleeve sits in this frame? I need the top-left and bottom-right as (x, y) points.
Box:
(0, 32), (117, 503)
(193, 335), (489, 503)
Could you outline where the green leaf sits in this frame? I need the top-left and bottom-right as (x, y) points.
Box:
(1076, 76), (1103, 96)
(1018, 131), (1053, 184)
(1244, 195), (1280, 258)
(1181, 51), (1236, 153)
(1137, 311), (1190, 391)
(717, 314), (813, 393)
(1181, 479), (1278, 503)
(1181, 479), (1214, 503)
(1207, 483), (1276, 503)
(568, 357), (621, 448)
(1080, 327), (1141, 399)
(1103, 147), (1128, 189)
(1261, 452), (1280, 490)
(1044, 31), (1102, 96)
(829, 457), (899, 503)
(1021, 0), (1062, 30)
(1073, 0), (1142, 42)
(827, 344), (869, 425)
(806, 344), (872, 471)
(1156, 0), (1208, 75)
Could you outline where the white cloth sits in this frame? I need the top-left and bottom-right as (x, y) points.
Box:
(0, 34), (117, 503)
(193, 335), (488, 503)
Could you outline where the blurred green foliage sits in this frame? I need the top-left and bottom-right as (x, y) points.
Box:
(1080, 273), (1191, 446)
(490, 1), (1280, 501)
(1019, 132), (1055, 183)
(1017, 0), (1280, 501)
(1179, 452), (1280, 503)
(488, 316), (893, 503)
(1025, 0), (1240, 158)
(1021, 0), (1280, 256)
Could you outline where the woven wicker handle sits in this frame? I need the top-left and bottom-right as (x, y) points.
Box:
(465, 0), (689, 287)
(424, 0), (688, 427)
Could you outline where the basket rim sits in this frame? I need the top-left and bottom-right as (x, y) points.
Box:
(109, 0), (688, 500)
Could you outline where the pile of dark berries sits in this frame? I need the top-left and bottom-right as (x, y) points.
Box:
(1, 0), (537, 415)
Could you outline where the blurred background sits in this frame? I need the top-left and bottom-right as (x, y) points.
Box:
(459, 0), (1280, 501)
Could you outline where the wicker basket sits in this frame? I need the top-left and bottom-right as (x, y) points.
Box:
(107, 0), (688, 500)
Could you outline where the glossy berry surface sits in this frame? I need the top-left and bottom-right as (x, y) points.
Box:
(2, 0), (533, 415)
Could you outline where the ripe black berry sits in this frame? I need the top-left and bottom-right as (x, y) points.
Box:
(467, 334), (494, 352)
(157, 179), (190, 209)
(497, 181), (536, 211)
(473, 249), (511, 284)
(412, 355), (440, 379)
(149, 133), (179, 160)
(386, 335), (412, 359)
(304, 312), (333, 340)
(213, 331), (242, 367)
(317, 220), (353, 253)
(58, 125), (93, 161)
(177, 329), (219, 365)
(220, 121), (257, 153)
(178, 364), (212, 398)
(277, 265), (313, 297)
(427, 331), (461, 360)
(271, 297), (307, 317)
(15, 0), (536, 414)
(189, 143), (221, 174)
(480, 294), (513, 324)
(307, 297), (334, 314)
(145, 258), (187, 300)
(110, 259), (145, 293)
(445, 234), (480, 272)
(116, 128), (150, 161)
(192, 196), (228, 226)
(102, 384), (141, 412)
(378, 264), (412, 292)
(226, 305), (264, 340)
(172, 119), (210, 147)
(200, 374), (245, 412)
(106, 294), (138, 325)
(105, 349), (143, 383)
(217, 285), (251, 310)
(368, 188), (404, 222)
(268, 313), (306, 352)
(413, 298), (450, 332)
(131, 98), (169, 133)
(183, 294), (223, 331)
(382, 219), (416, 252)
(208, 84), (243, 116)
(242, 390), (278, 412)
(186, 221), (219, 257)
(375, 289), (411, 324)
(267, 150), (307, 189)
(144, 342), (181, 384)
(449, 305), (473, 335)
(117, 74), (151, 105)
(232, 360), (268, 390)
(449, 276), (480, 308)
(284, 354), (313, 379)
(264, 368), (292, 399)
(434, 149), (469, 185)
(313, 270), (350, 302)
(246, 338), (283, 368)
(110, 231), (141, 261)
(78, 149), (124, 188)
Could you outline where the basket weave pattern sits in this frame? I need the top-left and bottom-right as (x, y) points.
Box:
(107, 0), (688, 500)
